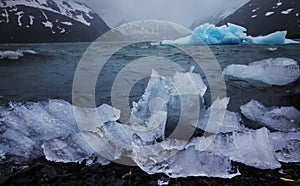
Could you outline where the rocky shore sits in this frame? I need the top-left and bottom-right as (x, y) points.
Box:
(0, 157), (299, 186)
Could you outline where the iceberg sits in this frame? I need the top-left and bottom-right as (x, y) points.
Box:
(161, 23), (298, 45)
(241, 100), (300, 132)
(223, 58), (300, 86)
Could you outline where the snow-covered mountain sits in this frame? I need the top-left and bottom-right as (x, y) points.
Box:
(218, 0), (300, 38)
(190, 8), (237, 29)
(0, 0), (110, 42)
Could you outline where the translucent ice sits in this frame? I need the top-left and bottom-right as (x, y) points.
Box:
(197, 97), (243, 133)
(190, 128), (281, 169)
(0, 100), (113, 164)
(223, 58), (300, 86)
(241, 100), (300, 132)
(138, 146), (240, 179)
(130, 69), (207, 139)
(161, 23), (298, 45)
(270, 132), (300, 163)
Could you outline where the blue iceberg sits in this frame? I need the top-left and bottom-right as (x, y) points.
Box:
(161, 23), (298, 45)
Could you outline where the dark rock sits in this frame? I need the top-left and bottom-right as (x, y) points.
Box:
(0, 0), (110, 43)
(218, 0), (300, 38)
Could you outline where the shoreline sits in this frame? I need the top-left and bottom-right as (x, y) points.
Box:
(1, 157), (299, 186)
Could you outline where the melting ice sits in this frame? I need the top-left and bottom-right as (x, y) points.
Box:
(160, 23), (298, 45)
(0, 69), (300, 179)
(223, 58), (300, 86)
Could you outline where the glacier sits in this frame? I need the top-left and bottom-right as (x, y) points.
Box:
(0, 69), (300, 179)
(223, 58), (300, 86)
(161, 23), (298, 45)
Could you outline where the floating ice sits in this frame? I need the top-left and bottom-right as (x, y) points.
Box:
(161, 23), (298, 45)
(241, 100), (300, 132)
(223, 58), (300, 86)
(0, 50), (37, 60)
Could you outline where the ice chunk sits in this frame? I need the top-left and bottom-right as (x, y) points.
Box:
(241, 100), (300, 132)
(130, 69), (207, 139)
(42, 133), (109, 165)
(0, 100), (117, 164)
(190, 128), (281, 169)
(161, 23), (298, 45)
(270, 132), (300, 163)
(197, 97), (243, 133)
(138, 146), (240, 179)
(0, 50), (37, 60)
(223, 58), (300, 86)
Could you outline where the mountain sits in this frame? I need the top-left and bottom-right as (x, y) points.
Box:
(0, 0), (110, 43)
(218, 0), (300, 38)
(190, 8), (237, 30)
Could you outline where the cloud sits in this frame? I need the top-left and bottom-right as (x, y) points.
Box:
(80, 0), (249, 28)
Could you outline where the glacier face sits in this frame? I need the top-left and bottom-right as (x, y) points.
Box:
(223, 58), (300, 86)
(161, 23), (298, 45)
(0, 69), (300, 179)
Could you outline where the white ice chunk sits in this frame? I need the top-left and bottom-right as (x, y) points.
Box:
(223, 58), (300, 86)
(130, 69), (207, 135)
(0, 100), (117, 164)
(191, 127), (281, 169)
(138, 146), (240, 179)
(197, 97), (243, 133)
(42, 133), (109, 165)
(270, 132), (300, 163)
(241, 100), (300, 132)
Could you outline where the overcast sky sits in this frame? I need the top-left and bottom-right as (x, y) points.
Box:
(79, 0), (249, 28)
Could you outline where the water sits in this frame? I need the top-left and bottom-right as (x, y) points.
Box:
(0, 42), (299, 110)
(0, 42), (299, 178)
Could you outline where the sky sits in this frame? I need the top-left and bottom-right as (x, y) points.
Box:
(80, 0), (249, 28)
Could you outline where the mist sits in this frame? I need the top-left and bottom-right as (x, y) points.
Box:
(79, 0), (249, 28)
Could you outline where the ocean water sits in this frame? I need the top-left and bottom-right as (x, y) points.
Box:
(0, 42), (299, 178)
(0, 42), (299, 109)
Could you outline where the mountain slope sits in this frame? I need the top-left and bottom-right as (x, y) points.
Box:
(218, 0), (300, 38)
(0, 0), (110, 43)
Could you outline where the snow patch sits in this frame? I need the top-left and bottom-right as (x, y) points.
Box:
(2, 0), (94, 26)
(281, 8), (294, 15)
(29, 15), (34, 25)
(61, 21), (73, 26)
(265, 11), (274, 16)
(15, 11), (24, 26)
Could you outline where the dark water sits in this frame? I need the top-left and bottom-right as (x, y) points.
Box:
(0, 42), (299, 111)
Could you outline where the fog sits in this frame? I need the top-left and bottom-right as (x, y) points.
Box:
(79, 0), (249, 28)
